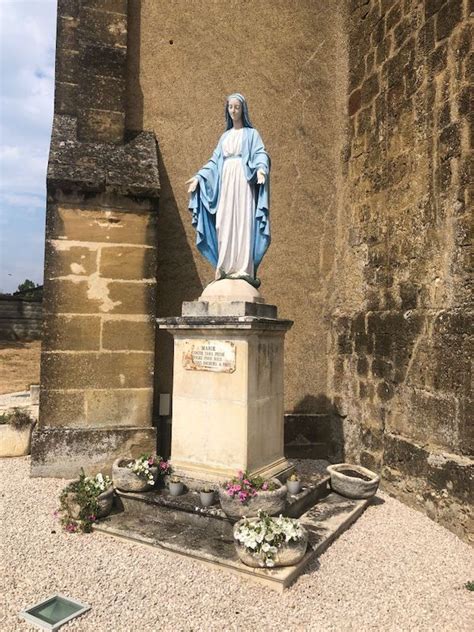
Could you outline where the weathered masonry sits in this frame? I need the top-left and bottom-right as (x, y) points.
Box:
(32, 0), (472, 543)
(31, 0), (160, 476)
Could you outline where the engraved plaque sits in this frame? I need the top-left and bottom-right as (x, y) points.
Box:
(183, 340), (236, 373)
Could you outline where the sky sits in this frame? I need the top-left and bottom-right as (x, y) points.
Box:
(0, 0), (57, 293)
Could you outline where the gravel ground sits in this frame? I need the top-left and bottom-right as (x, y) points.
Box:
(1, 457), (472, 632)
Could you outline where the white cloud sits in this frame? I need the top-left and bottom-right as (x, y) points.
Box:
(0, 0), (56, 293)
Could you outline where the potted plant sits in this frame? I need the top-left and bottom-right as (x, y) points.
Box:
(199, 486), (215, 507)
(286, 472), (302, 495)
(327, 463), (380, 499)
(233, 511), (308, 568)
(0, 408), (36, 457)
(112, 454), (163, 492)
(168, 476), (184, 497)
(218, 470), (287, 521)
(58, 470), (113, 533)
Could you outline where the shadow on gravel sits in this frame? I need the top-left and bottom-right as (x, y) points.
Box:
(370, 495), (385, 506)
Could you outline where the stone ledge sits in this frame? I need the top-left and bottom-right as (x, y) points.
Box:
(156, 316), (293, 332)
(30, 426), (157, 478)
(182, 301), (278, 319)
(47, 115), (160, 200)
(115, 465), (330, 521)
(94, 492), (372, 592)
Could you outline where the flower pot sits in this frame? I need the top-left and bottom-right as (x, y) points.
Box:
(96, 485), (114, 518)
(327, 463), (380, 499)
(63, 490), (82, 520)
(169, 481), (184, 496)
(233, 518), (308, 568)
(199, 490), (215, 507)
(63, 484), (114, 520)
(287, 479), (302, 495)
(219, 478), (287, 521)
(112, 458), (158, 492)
(0, 422), (35, 457)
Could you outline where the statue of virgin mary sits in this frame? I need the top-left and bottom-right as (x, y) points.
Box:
(187, 93), (271, 288)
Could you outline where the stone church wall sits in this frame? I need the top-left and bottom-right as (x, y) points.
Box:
(332, 0), (472, 541)
(127, 0), (348, 417)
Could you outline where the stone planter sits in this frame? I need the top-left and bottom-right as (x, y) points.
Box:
(96, 485), (114, 518)
(63, 491), (82, 520)
(233, 518), (308, 568)
(327, 463), (380, 499)
(219, 478), (287, 521)
(0, 422), (35, 457)
(287, 479), (302, 495)
(64, 484), (114, 520)
(112, 458), (158, 492)
(199, 490), (215, 507)
(169, 480), (184, 496)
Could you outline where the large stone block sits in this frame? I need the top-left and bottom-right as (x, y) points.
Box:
(80, 75), (126, 111)
(47, 206), (157, 246)
(99, 245), (156, 280)
(388, 388), (460, 450)
(42, 314), (101, 351)
(31, 427), (158, 478)
(81, 43), (127, 78)
(102, 318), (155, 350)
(82, 0), (127, 14)
(85, 388), (154, 426)
(45, 241), (98, 278)
(55, 49), (80, 83)
(41, 351), (154, 390)
(77, 108), (125, 143)
(43, 278), (93, 314)
(39, 389), (86, 428)
(54, 81), (78, 115)
(107, 281), (156, 314)
(79, 7), (127, 48)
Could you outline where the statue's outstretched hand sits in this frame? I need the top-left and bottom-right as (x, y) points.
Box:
(257, 169), (266, 185)
(186, 177), (198, 193)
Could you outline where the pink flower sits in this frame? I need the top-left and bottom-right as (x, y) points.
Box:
(148, 457), (155, 465)
(262, 482), (268, 491)
(53, 510), (59, 518)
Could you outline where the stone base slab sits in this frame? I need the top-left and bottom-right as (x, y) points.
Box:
(182, 300), (277, 318)
(95, 492), (372, 592)
(169, 456), (294, 488)
(30, 426), (157, 478)
(115, 459), (330, 521)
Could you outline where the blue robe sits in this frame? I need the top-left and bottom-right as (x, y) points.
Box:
(189, 127), (271, 277)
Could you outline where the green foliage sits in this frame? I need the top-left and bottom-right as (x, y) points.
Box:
(0, 408), (34, 430)
(465, 581), (474, 591)
(58, 469), (111, 534)
(17, 279), (38, 293)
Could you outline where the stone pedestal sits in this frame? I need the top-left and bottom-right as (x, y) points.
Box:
(157, 281), (293, 484)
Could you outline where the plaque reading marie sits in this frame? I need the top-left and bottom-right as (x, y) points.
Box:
(182, 340), (236, 373)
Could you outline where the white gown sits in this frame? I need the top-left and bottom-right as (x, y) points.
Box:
(215, 128), (255, 277)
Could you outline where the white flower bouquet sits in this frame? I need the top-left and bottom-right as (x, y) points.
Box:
(127, 455), (157, 485)
(83, 472), (112, 495)
(233, 511), (307, 568)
